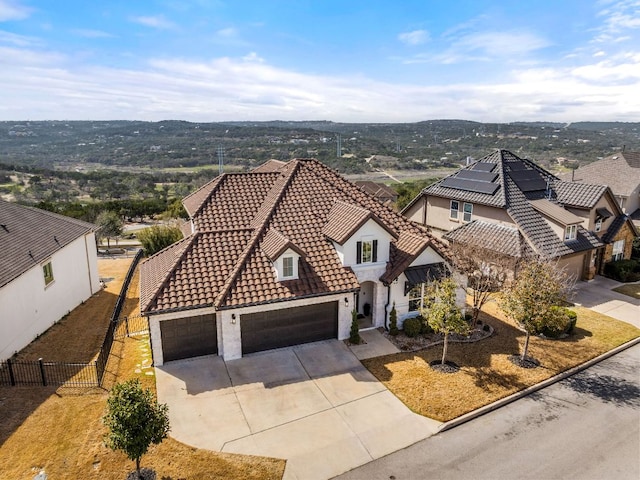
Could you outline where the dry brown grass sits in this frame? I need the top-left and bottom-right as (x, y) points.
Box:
(363, 301), (640, 422)
(0, 258), (285, 480)
(613, 282), (640, 299)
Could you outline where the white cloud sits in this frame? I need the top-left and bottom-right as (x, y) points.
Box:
(130, 15), (177, 30)
(398, 29), (429, 46)
(0, 0), (31, 21)
(450, 31), (551, 58)
(0, 44), (638, 123)
(217, 27), (237, 38)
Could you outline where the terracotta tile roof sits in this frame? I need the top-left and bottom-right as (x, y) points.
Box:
(322, 200), (397, 245)
(0, 200), (95, 288)
(252, 159), (287, 173)
(260, 228), (305, 260)
(141, 159), (449, 314)
(182, 176), (222, 217)
(193, 172), (281, 231)
(380, 230), (430, 284)
(559, 152), (640, 198)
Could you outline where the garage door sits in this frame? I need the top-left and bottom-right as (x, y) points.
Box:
(241, 302), (338, 354)
(160, 314), (217, 362)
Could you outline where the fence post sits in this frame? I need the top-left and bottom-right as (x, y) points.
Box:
(125, 316), (130, 337)
(38, 358), (47, 386)
(7, 359), (16, 386)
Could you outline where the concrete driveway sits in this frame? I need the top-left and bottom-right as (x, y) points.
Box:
(155, 339), (441, 480)
(573, 276), (640, 328)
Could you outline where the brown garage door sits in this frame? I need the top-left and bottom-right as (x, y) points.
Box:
(160, 314), (217, 362)
(241, 302), (338, 354)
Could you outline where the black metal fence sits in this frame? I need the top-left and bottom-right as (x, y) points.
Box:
(0, 249), (148, 388)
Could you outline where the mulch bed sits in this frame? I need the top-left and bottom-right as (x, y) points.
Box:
(383, 322), (494, 352)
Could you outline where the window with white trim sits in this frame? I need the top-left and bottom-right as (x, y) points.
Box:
(42, 261), (54, 286)
(564, 224), (577, 241)
(594, 217), (603, 232)
(463, 202), (473, 222)
(612, 240), (625, 261)
(282, 256), (294, 278)
(450, 200), (459, 220)
(408, 283), (426, 312)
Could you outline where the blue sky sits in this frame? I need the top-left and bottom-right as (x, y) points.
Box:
(1, 0), (639, 122)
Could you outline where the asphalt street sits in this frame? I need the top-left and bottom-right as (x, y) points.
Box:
(335, 343), (640, 480)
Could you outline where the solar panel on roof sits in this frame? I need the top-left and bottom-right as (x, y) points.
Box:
(441, 177), (500, 195)
(508, 169), (544, 181)
(457, 170), (498, 183)
(507, 161), (528, 171)
(512, 178), (547, 192)
(471, 162), (496, 172)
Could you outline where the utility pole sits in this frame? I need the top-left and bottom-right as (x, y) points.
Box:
(217, 145), (224, 174)
(336, 134), (342, 158)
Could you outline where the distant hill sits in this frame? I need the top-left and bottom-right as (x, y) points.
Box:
(0, 119), (638, 173)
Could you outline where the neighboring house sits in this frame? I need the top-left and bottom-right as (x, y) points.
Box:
(559, 150), (640, 229)
(140, 159), (453, 364)
(403, 149), (637, 281)
(0, 200), (101, 361)
(355, 181), (399, 206)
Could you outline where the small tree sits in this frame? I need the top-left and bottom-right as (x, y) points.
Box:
(450, 242), (511, 327)
(137, 224), (183, 256)
(349, 309), (361, 344)
(96, 210), (123, 248)
(103, 379), (170, 479)
(421, 277), (468, 365)
(499, 258), (575, 363)
(389, 302), (399, 336)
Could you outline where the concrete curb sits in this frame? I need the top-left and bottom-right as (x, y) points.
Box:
(438, 336), (640, 433)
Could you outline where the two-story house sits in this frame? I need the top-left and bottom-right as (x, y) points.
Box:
(0, 200), (101, 361)
(403, 149), (637, 281)
(559, 150), (640, 230)
(140, 159), (454, 364)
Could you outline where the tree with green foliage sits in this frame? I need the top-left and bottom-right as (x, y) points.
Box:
(95, 210), (123, 248)
(136, 224), (183, 256)
(421, 277), (467, 365)
(389, 302), (399, 336)
(349, 309), (361, 344)
(103, 379), (170, 479)
(499, 258), (575, 364)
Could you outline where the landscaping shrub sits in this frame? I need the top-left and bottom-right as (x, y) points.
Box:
(349, 309), (361, 344)
(419, 316), (434, 334)
(389, 303), (399, 336)
(403, 317), (422, 338)
(604, 259), (640, 282)
(539, 306), (576, 338)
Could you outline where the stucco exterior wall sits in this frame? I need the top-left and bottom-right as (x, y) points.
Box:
(0, 233), (100, 361)
(335, 218), (393, 267)
(417, 195), (513, 235)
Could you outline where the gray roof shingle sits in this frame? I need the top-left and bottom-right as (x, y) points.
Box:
(0, 200), (95, 288)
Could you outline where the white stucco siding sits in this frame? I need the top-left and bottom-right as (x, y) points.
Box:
(409, 246), (446, 267)
(0, 233), (101, 361)
(341, 219), (393, 267)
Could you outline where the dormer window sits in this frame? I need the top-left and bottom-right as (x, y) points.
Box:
(282, 256), (295, 278)
(357, 239), (378, 264)
(261, 229), (304, 282)
(564, 224), (577, 241)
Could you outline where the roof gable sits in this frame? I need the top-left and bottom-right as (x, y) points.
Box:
(559, 152), (640, 197)
(322, 200), (397, 245)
